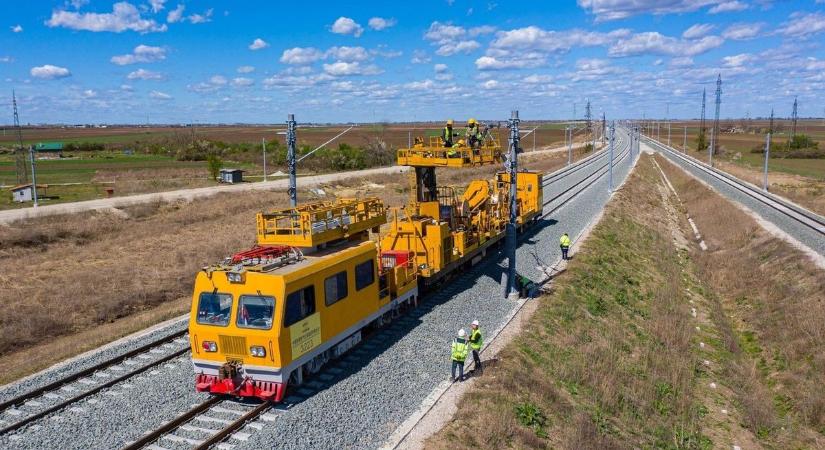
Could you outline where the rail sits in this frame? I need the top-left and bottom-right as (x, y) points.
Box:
(0, 331), (190, 436)
(645, 137), (825, 237)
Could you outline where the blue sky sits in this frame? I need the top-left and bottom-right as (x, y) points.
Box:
(2, 0), (824, 124)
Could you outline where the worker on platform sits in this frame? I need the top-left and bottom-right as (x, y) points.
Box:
(442, 119), (455, 148)
(466, 118), (482, 149)
(469, 320), (483, 373)
(451, 328), (469, 382)
(560, 232), (571, 260)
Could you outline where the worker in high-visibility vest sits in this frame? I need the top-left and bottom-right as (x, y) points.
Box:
(469, 320), (483, 373)
(560, 232), (571, 260)
(450, 328), (469, 382)
(442, 120), (455, 148)
(465, 118), (481, 149)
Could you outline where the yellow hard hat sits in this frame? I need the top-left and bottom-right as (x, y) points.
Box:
(468, 118), (477, 125)
(447, 119), (454, 125)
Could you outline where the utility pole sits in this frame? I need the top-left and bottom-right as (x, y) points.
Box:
(567, 126), (573, 165)
(262, 138), (268, 182)
(764, 108), (773, 191)
(667, 121), (671, 147)
(683, 126), (687, 152)
(12, 90), (28, 185)
(791, 96), (798, 141)
(700, 88), (706, 152)
(710, 74), (722, 166)
(505, 110), (520, 301)
(608, 121), (614, 192)
(601, 112), (606, 145)
(584, 100), (592, 151)
(286, 114), (297, 207)
(29, 146), (38, 207)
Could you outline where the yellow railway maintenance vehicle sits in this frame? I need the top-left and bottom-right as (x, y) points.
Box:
(189, 120), (542, 402)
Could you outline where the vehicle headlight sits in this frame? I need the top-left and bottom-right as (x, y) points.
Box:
(226, 271), (245, 283)
(202, 341), (217, 352)
(250, 346), (266, 357)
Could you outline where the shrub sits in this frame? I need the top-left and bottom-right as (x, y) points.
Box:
(207, 153), (222, 180)
(514, 402), (548, 437)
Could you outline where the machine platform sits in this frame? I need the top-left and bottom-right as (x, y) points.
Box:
(397, 136), (503, 168)
(256, 197), (386, 248)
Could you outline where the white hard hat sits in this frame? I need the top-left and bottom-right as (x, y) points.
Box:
(458, 328), (466, 338)
(472, 320), (479, 326)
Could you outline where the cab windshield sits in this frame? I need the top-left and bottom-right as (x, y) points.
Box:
(196, 292), (233, 326)
(237, 295), (275, 330)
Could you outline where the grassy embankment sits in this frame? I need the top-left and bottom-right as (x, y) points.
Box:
(0, 147), (590, 385)
(428, 153), (824, 449)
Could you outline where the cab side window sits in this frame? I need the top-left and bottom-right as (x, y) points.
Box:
(284, 285), (316, 327)
(355, 260), (375, 291)
(324, 271), (348, 306)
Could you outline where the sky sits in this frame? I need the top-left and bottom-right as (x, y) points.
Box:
(2, 0), (825, 124)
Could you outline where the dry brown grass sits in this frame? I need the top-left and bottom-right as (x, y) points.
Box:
(657, 154), (825, 446)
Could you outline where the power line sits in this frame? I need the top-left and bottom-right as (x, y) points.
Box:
(12, 90), (28, 185)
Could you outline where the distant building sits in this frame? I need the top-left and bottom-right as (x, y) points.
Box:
(219, 169), (244, 184)
(10, 184), (47, 203)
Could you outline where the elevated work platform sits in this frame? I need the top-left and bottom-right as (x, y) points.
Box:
(256, 197), (386, 248)
(397, 136), (503, 168)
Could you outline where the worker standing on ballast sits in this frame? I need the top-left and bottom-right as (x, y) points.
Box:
(560, 232), (571, 260)
(451, 328), (469, 382)
(469, 320), (483, 373)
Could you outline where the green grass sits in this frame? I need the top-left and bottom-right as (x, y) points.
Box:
(727, 152), (825, 180)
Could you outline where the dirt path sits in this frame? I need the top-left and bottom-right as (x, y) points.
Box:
(0, 165), (408, 224)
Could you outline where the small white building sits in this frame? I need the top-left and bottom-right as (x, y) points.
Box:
(10, 184), (47, 203)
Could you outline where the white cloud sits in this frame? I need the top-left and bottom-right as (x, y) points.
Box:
(490, 26), (632, 54)
(11, 24), (23, 33)
(608, 32), (724, 57)
(404, 79), (436, 90)
(262, 73), (332, 88)
(148, 0), (166, 13)
(722, 22), (763, 40)
(231, 77), (254, 87)
(577, 0), (738, 22)
(669, 56), (694, 67)
(280, 47), (324, 64)
(434, 63), (448, 73)
(482, 79), (499, 89)
(779, 12), (825, 37)
(331, 17), (363, 37)
(424, 22), (465, 42)
(70, 0), (89, 8)
(149, 90), (171, 100)
(46, 2), (168, 33)
(411, 50), (431, 64)
(249, 38), (269, 50)
(682, 23), (715, 39)
(475, 55), (545, 70)
(323, 61), (382, 76)
(523, 74), (553, 84)
(368, 17), (396, 31)
(708, 1), (748, 14)
(110, 44), (166, 65)
(30, 64), (71, 79)
(237, 65), (255, 73)
(469, 25), (497, 37)
(0, 56), (13, 63)
(81, 89), (97, 98)
(721, 53), (754, 67)
(167, 4), (185, 23)
(188, 9), (213, 24)
(209, 75), (228, 85)
(120, 84), (133, 91)
(127, 68), (163, 80)
(325, 46), (369, 61)
(436, 40), (480, 56)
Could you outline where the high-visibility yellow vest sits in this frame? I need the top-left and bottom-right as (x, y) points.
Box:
(451, 338), (468, 362)
(560, 235), (571, 248)
(466, 125), (480, 139)
(469, 328), (483, 351)
(443, 127), (453, 144)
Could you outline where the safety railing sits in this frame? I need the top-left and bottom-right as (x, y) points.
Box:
(256, 198), (386, 247)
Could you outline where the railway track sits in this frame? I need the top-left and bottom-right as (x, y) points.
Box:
(645, 137), (825, 237)
(0, 330), (190, 436)
(118, 131), (634, 450)
(122, 397), (275, 450)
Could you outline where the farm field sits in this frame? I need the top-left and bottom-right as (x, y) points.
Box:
(0, 122), (574, 210)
